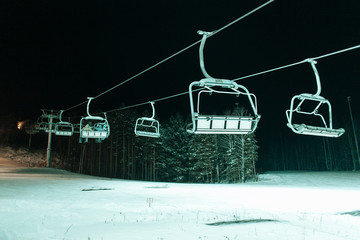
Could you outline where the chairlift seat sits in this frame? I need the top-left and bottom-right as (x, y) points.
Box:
(55, 122), (74, 136)
(79, 116), (110, 141)
(81, 130), (108, 138)
(290, 124), (345, 138)
(191, 115), (255, 134)
(56, 131), (73, 136)
(35, 122), (49, 131)
(135, 130), (161, 138)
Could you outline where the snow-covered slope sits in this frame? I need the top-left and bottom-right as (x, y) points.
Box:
(1, 162), (360, 239)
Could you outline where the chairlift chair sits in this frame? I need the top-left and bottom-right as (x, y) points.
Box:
(285, 59), (345, 137)
(34, 119), (49, 131)
(79, 97), (110, 143)
(134, 102), (160, 138)
(187, 31), (261, 134)
(25, 124), (39, 135)
(54, 110), (74, 136)
(188, 79), (260, 134)
(44, 123), (55, 133)
(34, 110), (59, 133)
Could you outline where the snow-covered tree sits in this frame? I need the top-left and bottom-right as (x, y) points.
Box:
(218, 106), (259, 183)
(158, 113), (191, 182)
(188, 134), (218, 183)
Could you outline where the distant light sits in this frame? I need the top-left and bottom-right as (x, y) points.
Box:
(17, 121), (25, 130)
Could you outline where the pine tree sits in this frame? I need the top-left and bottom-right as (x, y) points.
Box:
(133, 107), (161, 181)
(189, 134), (217, 183)
(158, 113), (191, 182)
(107, 107), (137, 179)
(218, 105), (259, 183)
(246, 133), (259, 181)
(220, 134), (241, 183)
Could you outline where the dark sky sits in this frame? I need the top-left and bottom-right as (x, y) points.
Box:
(1, 0), (360, 140)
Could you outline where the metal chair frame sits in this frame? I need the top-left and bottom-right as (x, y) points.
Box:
(79, 97), (110, 143)
(134, 101), (160, 138)
(55, 110), (74, 136)
(286, 59), (345, 137)
(187, 31), (260, 134)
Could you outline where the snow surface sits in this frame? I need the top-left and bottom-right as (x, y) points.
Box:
(1, 159), (360, 240)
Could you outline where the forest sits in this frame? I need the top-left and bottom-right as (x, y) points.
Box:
(49, 105), (260, 184)
(1, 103), (359, 183)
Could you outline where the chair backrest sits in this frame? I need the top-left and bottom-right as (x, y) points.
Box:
(134, 118), (160, 138)
(55, 122), (74, 136)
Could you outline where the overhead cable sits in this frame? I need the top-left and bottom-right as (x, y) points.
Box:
(232, 44), (360, 82)
(62, 0), (275, 113)
(106, 43), (360, 114)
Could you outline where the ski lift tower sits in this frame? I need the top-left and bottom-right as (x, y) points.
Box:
(40, 109), (61, 167)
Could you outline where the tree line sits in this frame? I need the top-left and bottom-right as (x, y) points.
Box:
(4, 104), (359, 181)
(52, 106), (259, 183)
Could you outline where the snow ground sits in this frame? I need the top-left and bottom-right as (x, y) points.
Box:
(1, 159), (360, 240)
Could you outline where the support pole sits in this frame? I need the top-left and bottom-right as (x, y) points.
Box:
(347, 96), (360, 170)
(28, 133), (32, 148)
(46, 115), (53, 168)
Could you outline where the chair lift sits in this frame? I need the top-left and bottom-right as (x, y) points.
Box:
(54, 110), (74, 136)
(285, 59), (345, 137)
(34, 109), (59, 133)
(134, 101), (160, 138)
(34, 116), (50, 131)
(187, 31), (261, 134)
(25, 124), (39, 135)
(79, 97), (110, 143)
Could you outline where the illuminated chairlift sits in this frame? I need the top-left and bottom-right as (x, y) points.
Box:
(187, 31), (260, 134)
(134, 101), (160, 138)
(34, 118), (49, 131)
(25, 124), (39, 135)
(54, 110), (74, 136)
(79, 97), (110, 143)
(34, 110), (59, 133)
(285, 59), (345, 137)
(188, 79), (260, 134)
(44, 125), (55, 133)
(34, 114), (50, 131)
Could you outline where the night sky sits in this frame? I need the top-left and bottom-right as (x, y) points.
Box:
(2, 0), (360, 143)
